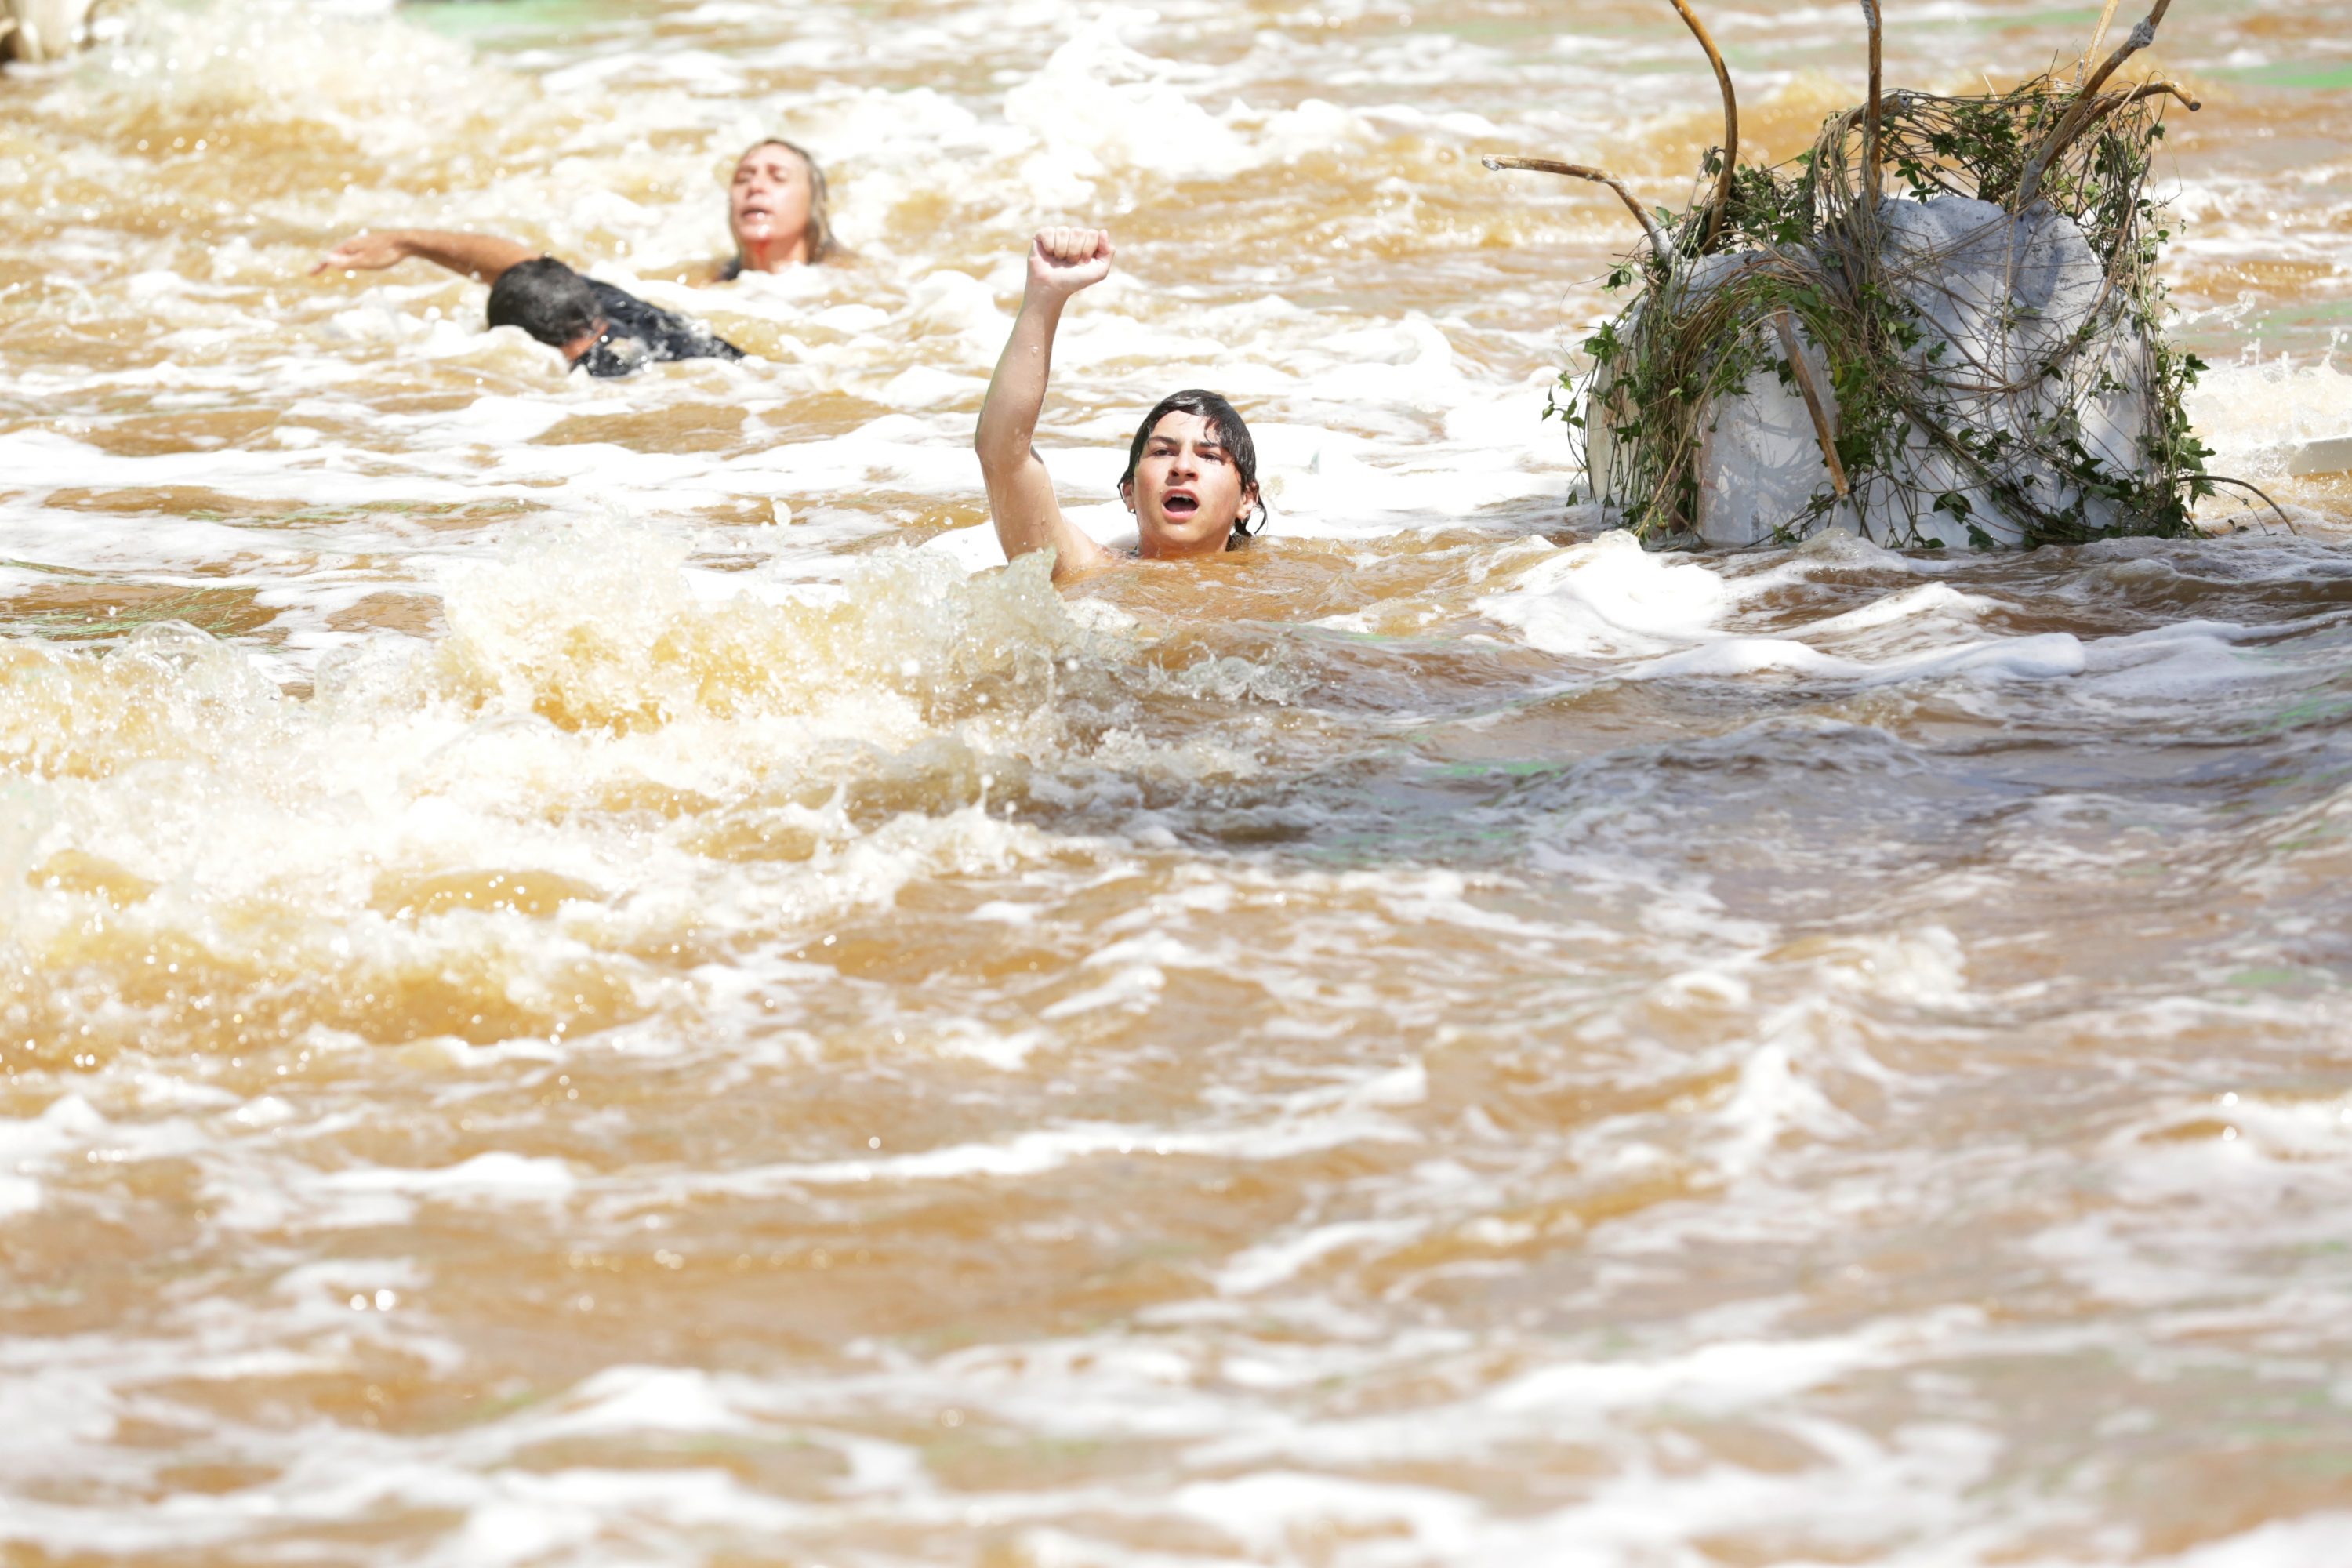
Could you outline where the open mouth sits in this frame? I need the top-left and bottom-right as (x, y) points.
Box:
(1162, 490), (1200, 520)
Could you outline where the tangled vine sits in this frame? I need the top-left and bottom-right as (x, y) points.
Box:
(1489, 0), (2245, 548)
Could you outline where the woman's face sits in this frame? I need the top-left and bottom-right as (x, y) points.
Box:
(728, 143), (814, 266)
(1124, 411), (1253, 557)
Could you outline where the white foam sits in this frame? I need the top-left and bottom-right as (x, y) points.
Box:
(0, 1177), (42, 1219)
(1477, 531), (1737, 656)
(2191, 359), (2352, 482)
(1633, 628), (2088, 684)
(320, 1152), (576, 1200)
(2161, 1514), (2352, 1566)
(1477, 529), (2127, 687)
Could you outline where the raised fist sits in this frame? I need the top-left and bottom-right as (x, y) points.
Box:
(1025, 227), (1113, 298)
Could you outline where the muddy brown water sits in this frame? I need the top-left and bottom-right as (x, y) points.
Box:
(4, 0), (2352, 1561)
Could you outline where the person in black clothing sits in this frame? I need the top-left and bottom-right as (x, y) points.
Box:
(314, 237), (749, 376)
(485, 257), (743, 376)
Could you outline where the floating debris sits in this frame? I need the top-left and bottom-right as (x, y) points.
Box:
(1490, 0), (2266, 548)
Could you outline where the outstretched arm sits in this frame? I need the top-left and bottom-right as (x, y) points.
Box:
(975, 227), (1119, 584)
(311, 230), (540, 284)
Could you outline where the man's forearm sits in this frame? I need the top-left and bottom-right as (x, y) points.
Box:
(392, 230), (541, 284)
(976, 293), (1064, 472)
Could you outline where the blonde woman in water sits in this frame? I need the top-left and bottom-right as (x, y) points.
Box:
(976, 227), (1265, 584)
(314, 138), (839, 288)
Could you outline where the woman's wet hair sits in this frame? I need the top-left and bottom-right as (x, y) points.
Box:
(1120, 389), (1267, 547)
(486, 257), (602, 350)
(720, 137), (837, 277)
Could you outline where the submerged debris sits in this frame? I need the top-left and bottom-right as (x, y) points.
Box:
(1491, 0), (2252, 549)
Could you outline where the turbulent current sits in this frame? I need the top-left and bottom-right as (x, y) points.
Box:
(5, 0), (2352, 1561)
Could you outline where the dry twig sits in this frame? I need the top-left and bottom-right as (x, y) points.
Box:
(1482, 157), (1666, 251)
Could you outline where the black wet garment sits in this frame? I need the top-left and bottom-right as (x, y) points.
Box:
(574, 280), (746, 378)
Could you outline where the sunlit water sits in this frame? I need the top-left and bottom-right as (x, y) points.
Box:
(5, 0), (2352, 1560)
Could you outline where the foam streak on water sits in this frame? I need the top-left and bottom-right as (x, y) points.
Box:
(5, 0), (2352, 1561)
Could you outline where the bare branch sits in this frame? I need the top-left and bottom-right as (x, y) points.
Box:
(2125, 80), (2200, 110)
(1483, 157), (1668, 252)
(2053, 78), (2202, 197)
(1860, 0), (1883, 209)
(1666, 0), (1739, 252)
(2212, 474), (2292, 521)
(2082, 0), (2126, 81)
(1773, 310), (1859, 528)
(2016, 0), (2175, 209)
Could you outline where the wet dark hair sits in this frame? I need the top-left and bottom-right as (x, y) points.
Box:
(486, 257), (602, 351)
(719, 137), (837, 278)
(1120, 389), (1266, 548)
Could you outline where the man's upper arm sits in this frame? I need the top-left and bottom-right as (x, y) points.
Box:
(986, 450), (1113, 580)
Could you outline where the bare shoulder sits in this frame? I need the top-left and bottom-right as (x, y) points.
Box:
(1084, 543), (1141, 571)
(1049, 535), (1128, 584)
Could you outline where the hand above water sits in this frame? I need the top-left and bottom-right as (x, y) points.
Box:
(311, 231), (411, 274)
(981, 225), (1122, 585)
(309, 230), (537, 284)
(1025, 227), (1113, 299)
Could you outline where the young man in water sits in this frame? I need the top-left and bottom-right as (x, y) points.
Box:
(975, 227), (1264, 584)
